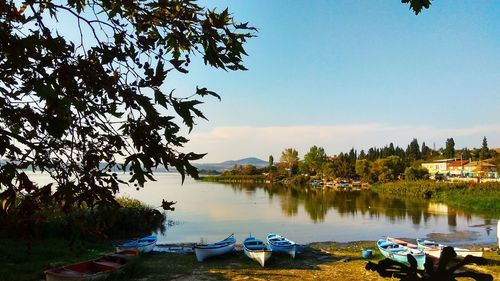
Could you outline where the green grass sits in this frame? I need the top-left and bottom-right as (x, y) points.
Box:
(0, 238), (114, 281)
(2, 238), (499, 281)
(374, 181), (500, 216)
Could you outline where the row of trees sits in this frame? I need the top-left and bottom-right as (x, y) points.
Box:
(267, 137), (498, 184)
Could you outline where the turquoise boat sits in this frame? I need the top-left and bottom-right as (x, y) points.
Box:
(377, 239), (426, 270)
(116, 235), (157, 253)
(266, 233), (297, 258)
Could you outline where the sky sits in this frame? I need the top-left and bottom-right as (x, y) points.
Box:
(166, 1), (499, 163)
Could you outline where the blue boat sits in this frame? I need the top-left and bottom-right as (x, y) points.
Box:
(266, 233), (298, 258)
(116, 235), (157, 253)
(377, 239), (426, 270)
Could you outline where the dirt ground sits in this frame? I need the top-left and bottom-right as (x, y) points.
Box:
(116, 241), (500, 281)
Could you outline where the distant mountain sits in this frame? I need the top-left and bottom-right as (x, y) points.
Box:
(0, 157), (268, 173)
(194, 157), (268, 172)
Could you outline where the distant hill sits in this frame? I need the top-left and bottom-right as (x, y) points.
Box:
(194, 157), (268, 172)
(0, 157), (268, 173)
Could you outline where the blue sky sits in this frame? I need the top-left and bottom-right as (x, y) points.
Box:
(168, 1), (499, 162)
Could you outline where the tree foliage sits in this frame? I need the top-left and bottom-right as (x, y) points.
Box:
(402, 0), (432, 15)
(0, 0), (255, 220)
(303, 145), (326, 175)
(279, 148), (299, 175)
(406, 138), (421, 163)
(444, 138), (456, 159)
(404, 166), (429, 181)
(479, 136), (490, 160)
(355, 159), (374, 183)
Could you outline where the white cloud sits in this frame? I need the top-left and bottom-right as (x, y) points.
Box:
(183, 124), (500, 163)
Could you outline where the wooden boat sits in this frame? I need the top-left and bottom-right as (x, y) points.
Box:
(45, 251), (136, 281)
(108, 249), (140, 260)
(116, 235), (157, 253)
(193, 233), (236, 261)
(377, 239), (426, 270)
(387, 237), (418, 249)
(416, 238), (483, 258)
(243, 236), (272, 267)
(266, 233), (297, 258)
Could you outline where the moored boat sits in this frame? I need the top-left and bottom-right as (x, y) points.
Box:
(45, 251), (136, 281)
(243, 236), (272, 267)
(266, 233), (297, 258)
(377, 239), (426, 270)
(416, 238), (483, 258)
(116, 235), (157, 253)
(194, 233), (236, 262)
(108, 249), (140, 260)
(387, 237), (418, 249)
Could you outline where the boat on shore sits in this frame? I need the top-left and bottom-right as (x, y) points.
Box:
(45, 251), (137, 281)
(243, 236), (272, 267)
(386, 237), (419, 249)
(416, 238), (483, 258)
(194, 234), (236, 261)
(377, 239), (426, 270)
(116, 235), (157, 253)
(266, 233), (298, 258)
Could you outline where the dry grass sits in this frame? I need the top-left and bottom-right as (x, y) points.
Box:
(116, 241), (500, 281)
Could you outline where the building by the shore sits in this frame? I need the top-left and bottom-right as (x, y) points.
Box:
(421, 158), (498, 178)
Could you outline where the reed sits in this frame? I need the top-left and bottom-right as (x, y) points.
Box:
(373, 181), (500, 216)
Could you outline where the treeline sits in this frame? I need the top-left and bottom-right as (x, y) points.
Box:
(215, 137), (499, 184)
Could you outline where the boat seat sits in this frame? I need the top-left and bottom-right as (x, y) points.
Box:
(387, 248), (406, 253)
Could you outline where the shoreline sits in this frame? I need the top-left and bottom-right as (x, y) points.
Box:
(127, 240), (500, 281)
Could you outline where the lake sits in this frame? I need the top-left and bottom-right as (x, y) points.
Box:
(118, 173), (498, 246)
(29, 173), (498, 245)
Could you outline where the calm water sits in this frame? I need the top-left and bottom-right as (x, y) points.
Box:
(30, 173), (498, 245)
(119, 173), (498, 246)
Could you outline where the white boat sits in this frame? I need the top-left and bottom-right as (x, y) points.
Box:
(194, 234), (236, 262)
(416, 238), (483, 258)
(243, 236), (272, 267)
(266, 233), (297, 258)
(116, 235), (157, 253)
(497, 220), (500, 253)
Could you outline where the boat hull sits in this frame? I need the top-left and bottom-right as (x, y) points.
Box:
(267, 233), (297, 258)
(45, 253), (133, 281)
(377, 239), (426, 270)
(116, 235), (157, 253)
(244, 248), (272, 267)
(416, 239), (483, 259)
(243, 237), (272, 267)
(194, 234), (236, 262)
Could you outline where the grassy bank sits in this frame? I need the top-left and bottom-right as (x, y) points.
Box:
(0, 197), (165, 241)
(0, 238), (114, 281)
(2, 239), (499, 281)
(373, 181), (500, 216)
(0, 197), (164, 280)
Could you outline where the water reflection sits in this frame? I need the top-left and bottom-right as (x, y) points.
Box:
(222, 182), (483, 228)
